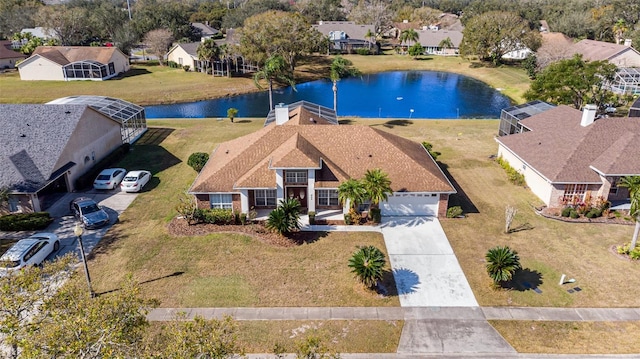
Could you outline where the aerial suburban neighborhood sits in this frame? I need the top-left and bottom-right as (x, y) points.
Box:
(1, 0), (640, 358)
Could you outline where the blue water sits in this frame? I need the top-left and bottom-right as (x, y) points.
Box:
(144, 71), (511, 119)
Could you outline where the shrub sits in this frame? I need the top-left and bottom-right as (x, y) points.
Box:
(239, 213), (247, 225)
(356, 48), (371, 55)
(485, 246), (521, 286)
(344, 213), (353, 225)
(187, 152), (209, 172)
(630, 248), (640, 260)
(74, 143), (130, 190)
(586, 209), (602, 218)
(197, 208), (235, 225)
(0, 212), (53, 231)
(167, 61), (178, 68)
(408, 43), (424, 57)
(421, 141), (441, 160)
(348, 245), (386, 288)
(266, 199), (301, 235)
(569, 210), (579, 219)
(561, 206), (573, 217)
(446, 206), (463, 218)
(496, 157), (525, 186)
(307, 211), (316, 225)
(369, 207), (381, 223)
(182, 65), (190, 71)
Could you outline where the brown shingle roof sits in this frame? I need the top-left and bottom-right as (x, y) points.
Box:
(569, 39), (639, 62)
(0, 41), (27, 60)
(497, 105), (640, 182)
(32, 46), (125, 65)
(190, 122), (454, 193)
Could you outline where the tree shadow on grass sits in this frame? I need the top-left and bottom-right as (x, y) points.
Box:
(508, 222), (534, 233)
(96, 271), (185, 296)
(285, 230), (328, 245)
(502, 268), (543, 292)
(439, 162), (479, 214)
(338, 119), (354, 125)
(234, 119), (252, 123)
(370, 119), (414, 128)
(118, 68), (152, 79)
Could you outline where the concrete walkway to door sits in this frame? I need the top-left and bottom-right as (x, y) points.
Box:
(380, 216), (478, 307)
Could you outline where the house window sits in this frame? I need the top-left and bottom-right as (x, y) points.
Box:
(285, 171), (307, 184)
(609, 177), (620, 195)
(210, 194), (233, 209)
(178, 57), (183, 65)
(317, 189), (338, 206)
(563, 184), (587, 202)
(8, 197), (18, 212)
(255, 189), (276, 206)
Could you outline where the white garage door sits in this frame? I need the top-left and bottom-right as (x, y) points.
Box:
(381, 193), (439, 216)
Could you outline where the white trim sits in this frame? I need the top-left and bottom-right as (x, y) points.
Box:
(589, 165), (640, 177)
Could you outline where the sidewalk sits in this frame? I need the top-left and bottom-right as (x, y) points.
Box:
(147, 306), (640, 322)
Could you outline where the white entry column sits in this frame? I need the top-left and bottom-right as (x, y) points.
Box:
(307, 169), (316, 212)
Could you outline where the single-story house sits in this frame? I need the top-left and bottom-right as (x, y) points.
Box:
(0, 40), (27, 69)
(166, 42), (201, 71)
(416, 29), (462, 55)
(189, 101), (456, 218)
(312, 21), (376, 53)
(0, 104), (124, 213)
(18, 46), (130, 81)
(569, 39), (640, 68)
(496, 104), (640, 208)
(192, 22), (220, 40)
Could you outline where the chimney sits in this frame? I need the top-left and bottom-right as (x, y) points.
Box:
(624, 39), (632, 47)
(580, 104), (597, 127)
(275, 103), (289, 125)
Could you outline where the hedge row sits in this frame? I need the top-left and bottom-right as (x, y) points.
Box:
(74, 143), (130, 190)
(0, 212), (53, 231)
(194, 208), (247, 225)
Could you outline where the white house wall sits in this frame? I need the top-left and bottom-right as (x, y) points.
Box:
(55, 109), (123, 191)
(610, 48), (640, 67)
(18, 56), (64, 80)
(109, 52), (130, 74)
(167, 46), (196, 70)
(498, 144), (552, 206)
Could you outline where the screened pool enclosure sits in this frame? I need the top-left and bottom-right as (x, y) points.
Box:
(63, 60), (117, 80)
(47, 96), (147, 144)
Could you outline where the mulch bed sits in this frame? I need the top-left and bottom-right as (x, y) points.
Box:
(538, 207), (634, 225)
(608, 244), (637, 262)
(166, 217), (321, 248)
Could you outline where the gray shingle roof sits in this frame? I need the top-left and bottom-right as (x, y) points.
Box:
(312, 21), (375, 41)
(417, 30), (463, 47)
(0, 104), (89, 192)
(496, 105), (640, 183)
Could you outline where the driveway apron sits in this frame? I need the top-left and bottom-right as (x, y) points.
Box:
(380, 216), (478, 307)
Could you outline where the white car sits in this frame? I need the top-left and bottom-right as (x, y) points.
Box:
(0, 233), (60, 274)
(120, 170), (152, 193)
(93, 168), (126, 190)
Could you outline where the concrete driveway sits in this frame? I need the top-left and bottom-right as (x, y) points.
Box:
(380, 216), (478, 307)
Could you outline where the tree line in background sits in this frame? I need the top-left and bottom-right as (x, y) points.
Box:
(1, 0), (639, 55)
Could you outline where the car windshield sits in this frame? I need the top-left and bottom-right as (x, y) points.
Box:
(81, 203), (101, 214)
(96, 175), (110, 180)
(0, 260), (20, 268)
(124, 176), (137, 181)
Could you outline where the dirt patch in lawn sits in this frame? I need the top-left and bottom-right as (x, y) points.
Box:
(166, 217), (322, 248)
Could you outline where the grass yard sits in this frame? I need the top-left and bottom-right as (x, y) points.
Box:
(88, 119), (397, 307)
(490, 321), (640, 354)
(0, 54), (530, 106)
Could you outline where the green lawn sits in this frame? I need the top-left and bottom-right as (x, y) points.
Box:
(0, 55), (531, 106)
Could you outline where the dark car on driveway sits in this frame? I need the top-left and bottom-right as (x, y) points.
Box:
(70, 197), (110, 229)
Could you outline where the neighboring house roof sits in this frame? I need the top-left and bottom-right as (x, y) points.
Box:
(0, 104), (113, 192)
(190, 103), (455, 194)
(192, 22), (220, 38)
(496, 105), (640, 183)
(569, 39), (640, 63)
(0, 40), (27, 60)
(23, 46), (127, 66)
(312, 21), (375, 41)
(417, 30), (463, 48)
(167, 42), (200, 59)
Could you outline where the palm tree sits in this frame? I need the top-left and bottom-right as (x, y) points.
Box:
(400, 28), (419, 49)
(265, 198), (301, 235)
(485, 246), (521, 287)
(613, 19), (628, 45)
(338, 179), (366, 211)
(438, 37), (453, 53)
(619, 176), (640, 250)
(348, 245), (386, 288)
(196, 39), (220, 74)
(364, 28), (375, 50)
(362, 169), (392, 209)
(253, 54), (296, 111)
(329, 56), (359, 113)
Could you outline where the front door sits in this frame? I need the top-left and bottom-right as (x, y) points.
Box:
(286, 187), (308, 211)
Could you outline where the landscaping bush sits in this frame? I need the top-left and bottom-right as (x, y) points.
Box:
(344, 213), (354, 225)
(0, 212), (53, 231)
(421, 141), (441, 160)
(496, 157), (525, 186)
(196, 208), (235, 225)
(187, 152), (209, 172)
(585, 208), (602, 218)
(74, 143), (130, 190)
(446, 206), (463, 218)
(239, 213), (247, 225)
(167, 61), (179, 68)
(561, 206), (573, 217)
(569, 210), (579, 219)
(182, 65), (190, 72)
(356, 48), (371, 55)
(308, 211), (316, 225)
(369, 208), (381, 223)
